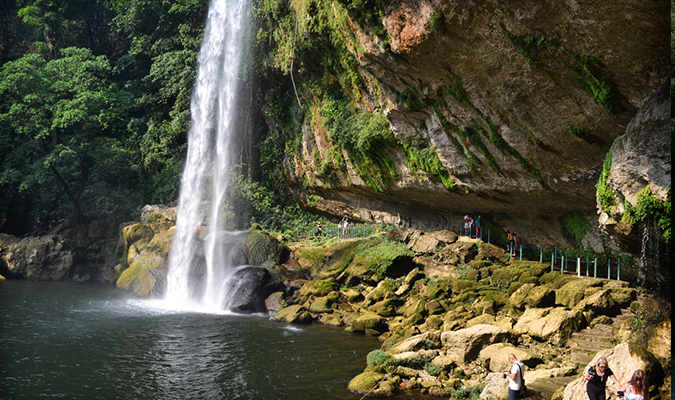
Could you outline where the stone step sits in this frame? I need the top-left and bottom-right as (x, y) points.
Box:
(569, 338), (614, 352)
(591, 324), (616, 334)
(572, 330), (614, 341)
(571, 348), (597, 365)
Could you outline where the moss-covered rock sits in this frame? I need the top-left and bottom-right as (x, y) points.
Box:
(318, 311), (344, 326)
(555, 278), (603, 308)
(122, 223), (155, 248)
(299, 278), (336, 298)
(246, 228), (287, 266)
(348, 313), (389, 335)
(338, 237), (415, 284)
(116, 251), (166, 297)
(347, 371), (386, 394)
(265, 291), (287, 315)
(273, 304), (312, 324)
(364, 279), (398, 304)
(308, 291), (339, 313)
(509, 283), (535, 308)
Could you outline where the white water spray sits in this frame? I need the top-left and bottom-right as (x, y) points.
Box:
(165, 0), (251, 311)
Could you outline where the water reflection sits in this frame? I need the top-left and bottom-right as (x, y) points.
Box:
(0, 281), (381, 400)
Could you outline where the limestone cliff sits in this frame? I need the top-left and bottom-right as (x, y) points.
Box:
(260, 0), (669, 251)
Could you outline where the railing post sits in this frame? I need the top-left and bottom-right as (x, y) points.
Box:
(607, 259), (611, 280)
(487, 229), (490, 244)
(519, 245), (522, 260)
(561, 256), (565, 273)
(551, 253), (554, 271)
(540, 246), (543, 263)
(586, 258), (589, 276)
(554, 247), (557, 263)
(594, 258), (597, 278)
(577, 257), (581, 278)
(617, 259), (621, 281)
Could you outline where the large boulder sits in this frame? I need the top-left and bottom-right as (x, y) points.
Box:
(441, 324), (511, 364)
(116, 224), (175, 297)
(648, 320), (671, 363)
(348, 313), (389, 335)
(513, 307), (583, 345)
(572, 289), (616, 315)
(265, 291), (287, 316)
(511, 283), (556, 309)
(221, 266), (283, 313)
(479, 372), (509, 400)
(246, 227), (289, 266)
(348, 371), (389, 396)
(0, 234), (74, 280)
(412, 234), (441, 254)
(273, 304), (312, 324)
(563, 342), (664, 400)
(478, 343), (541, 372)
(555, 279), (603, 308)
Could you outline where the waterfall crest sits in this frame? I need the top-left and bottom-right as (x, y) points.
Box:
(165, 0), (251, 312)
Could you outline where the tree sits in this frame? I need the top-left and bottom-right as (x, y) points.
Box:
(0, 47), (135, 234)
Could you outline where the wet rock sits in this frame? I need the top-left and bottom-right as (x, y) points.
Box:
(264, 291), (287, 315)
(273, 304), (312, 324)
(348, 371), (386, 395)
(221, 266), (283, 313)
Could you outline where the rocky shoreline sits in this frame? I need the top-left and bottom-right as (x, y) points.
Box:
(0, 207), (670, 399)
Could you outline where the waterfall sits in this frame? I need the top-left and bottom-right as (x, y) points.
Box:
(164, 0), (251, 311)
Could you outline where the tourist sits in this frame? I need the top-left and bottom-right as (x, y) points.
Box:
(513, 233), (521, 256)
(507, 231), (515, 255)
(396, 212), (402, 227)
(616, 369), (649, 400)
(463, 215), (471, 236)
(503, 353), (526, 400)
(584, 358), (621, 400)
(475, 215), (482, 239)
(344, 218), (349, 236)
(317, 221), (323, 236)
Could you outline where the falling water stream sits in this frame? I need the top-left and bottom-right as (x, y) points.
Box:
(165, 0), (251, 312)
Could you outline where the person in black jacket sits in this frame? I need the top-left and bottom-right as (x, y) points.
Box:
(584, 358), (622, 400)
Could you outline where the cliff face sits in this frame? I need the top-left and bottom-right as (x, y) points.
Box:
(272, 0), (669, 249)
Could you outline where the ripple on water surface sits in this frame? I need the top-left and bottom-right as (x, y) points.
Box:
(0, 280), (388, 400)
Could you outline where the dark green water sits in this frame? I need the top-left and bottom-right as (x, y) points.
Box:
(0, 280), (395, 400)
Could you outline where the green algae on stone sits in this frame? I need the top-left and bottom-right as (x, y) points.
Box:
(273, 304), (312, 324)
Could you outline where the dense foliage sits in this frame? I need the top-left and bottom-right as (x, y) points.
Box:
(0, 0), (208, 236)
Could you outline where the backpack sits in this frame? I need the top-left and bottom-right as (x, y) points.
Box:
(516, 362), (527, 398)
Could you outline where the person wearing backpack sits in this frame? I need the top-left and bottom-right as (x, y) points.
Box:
(504, 353), (527, 399)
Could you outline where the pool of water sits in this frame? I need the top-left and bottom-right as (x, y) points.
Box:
(0, 280), (399, 400)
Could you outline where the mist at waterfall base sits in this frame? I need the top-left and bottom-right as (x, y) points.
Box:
(164, 0), (255, 312)
(0, 281), (397, 400)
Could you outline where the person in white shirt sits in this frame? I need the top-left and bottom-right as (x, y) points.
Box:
(504, 353), (525, 400)
(616, 369), (648, 400)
